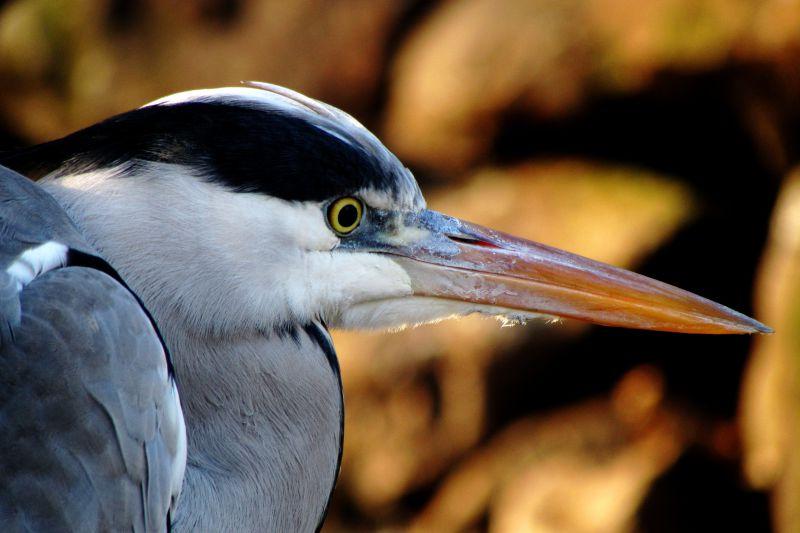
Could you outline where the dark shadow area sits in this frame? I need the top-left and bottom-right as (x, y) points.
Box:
(0, 119), (25, 154)
(637, 447), (772, 533)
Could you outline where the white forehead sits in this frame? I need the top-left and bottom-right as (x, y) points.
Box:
(145, 82), (364, 130)
(358, 180), (425, 211)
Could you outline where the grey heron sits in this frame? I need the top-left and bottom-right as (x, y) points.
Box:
(0, 82), (770, 531)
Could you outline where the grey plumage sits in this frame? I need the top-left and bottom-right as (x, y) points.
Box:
(0, 165), (185, 532)
(0, 161), (90, 257)
(0, 165), (89, 342)
(170, 322), (341, 532)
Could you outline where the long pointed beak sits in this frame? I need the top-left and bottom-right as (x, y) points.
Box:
(381, 210), (771, 334)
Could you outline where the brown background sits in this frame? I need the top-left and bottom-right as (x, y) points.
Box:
(1, 1), (798, 531)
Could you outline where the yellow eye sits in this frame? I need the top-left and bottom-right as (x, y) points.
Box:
(327, 197), (363, 235)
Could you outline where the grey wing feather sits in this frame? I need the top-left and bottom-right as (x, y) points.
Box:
(0, 164), (93, 264)
(0, 165), (186, 531)
(0, 271), (20, 342)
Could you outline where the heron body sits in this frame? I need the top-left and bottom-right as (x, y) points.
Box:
(0, 83), (770, 531)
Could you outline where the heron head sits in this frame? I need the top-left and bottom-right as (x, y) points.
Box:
(9, 82), (770, 336)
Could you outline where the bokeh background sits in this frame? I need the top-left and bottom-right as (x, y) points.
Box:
(0, 0), (798, 531)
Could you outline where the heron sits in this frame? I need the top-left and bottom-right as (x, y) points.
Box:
(0, 82), (770, 532)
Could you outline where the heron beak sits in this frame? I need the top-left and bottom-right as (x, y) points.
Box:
(382, 210), (771, 334)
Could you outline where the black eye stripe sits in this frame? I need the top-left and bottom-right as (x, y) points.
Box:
(0, 102), (423, 205)
(337, 204), (358, 228)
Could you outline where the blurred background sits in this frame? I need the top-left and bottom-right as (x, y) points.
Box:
(0, 0), (798, 531)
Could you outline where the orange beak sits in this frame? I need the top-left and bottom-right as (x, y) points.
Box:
(378, 210), (770, 334)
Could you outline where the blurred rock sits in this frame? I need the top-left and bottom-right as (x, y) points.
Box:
(385, 0), (592, 174)
(408, 368), (683, 533)
(741, 165), (800, 532)
(429, 161), (694, 264)
(384, 0), (800, 173)
(330, 159), (694, 524)
(0, 0), (404, 141)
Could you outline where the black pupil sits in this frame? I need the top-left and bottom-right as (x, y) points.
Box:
(337, 204), (359, 229)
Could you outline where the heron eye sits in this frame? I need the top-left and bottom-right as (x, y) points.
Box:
(328, 197), (363, 235)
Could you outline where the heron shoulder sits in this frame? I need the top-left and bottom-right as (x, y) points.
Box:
(0, 164), (186, 531)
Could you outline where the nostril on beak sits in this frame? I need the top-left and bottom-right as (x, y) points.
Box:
(445, 234), (499, 248)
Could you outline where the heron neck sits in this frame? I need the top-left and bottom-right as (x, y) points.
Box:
(39, 176), (343, 531)
(167, 322), (343, 532)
